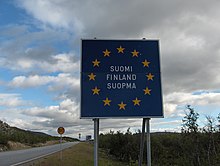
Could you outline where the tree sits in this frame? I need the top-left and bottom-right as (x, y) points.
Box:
(181, 105), (201, 165)
(217, 113), (220, 132)
(203, 115), (217, 165)
(182, 105), (199, 133)
(204, 115), (216, 133)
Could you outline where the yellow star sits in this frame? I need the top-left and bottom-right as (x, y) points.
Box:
(118, 101), (126, 110)
(88, 73), (96, 81)
(142, 59), (150, 67)
(103, 49), (111, 57)
(143, 87), (151, 95)
(117, 46), (125, 53)
(92, 87), (100, 95)
(92, 59), (100, 67)
(103, 97), (111, 106)
(146, 73), (154, 81)
(132, 97), (141, 106)
(131, 49), (139, 57)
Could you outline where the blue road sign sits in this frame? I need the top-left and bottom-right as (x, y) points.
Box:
(81, 39), (163, 118)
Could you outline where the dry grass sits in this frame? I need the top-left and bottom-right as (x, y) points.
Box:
(25, 142), (125, 166)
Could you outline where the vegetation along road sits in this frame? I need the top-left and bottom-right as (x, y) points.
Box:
(0, 142), (78, 166)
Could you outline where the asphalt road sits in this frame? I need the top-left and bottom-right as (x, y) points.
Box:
(0, 142), (79, 166)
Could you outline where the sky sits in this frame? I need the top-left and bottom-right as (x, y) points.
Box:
(0, 0), (220, 139)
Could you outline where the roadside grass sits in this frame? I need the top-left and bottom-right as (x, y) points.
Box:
(26, 142), (126, 166)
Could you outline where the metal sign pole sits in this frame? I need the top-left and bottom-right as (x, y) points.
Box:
(138, 118), (146, 166)
(57, 127), (64, 162)
(94, 118), (99, 166)
(146, 118), (151, 166)
(60, 134), (63, 160)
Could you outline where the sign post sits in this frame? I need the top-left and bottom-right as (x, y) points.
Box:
(93, 118), (99, 166)
(81, 39), (163, 165)
(138, 118), (146, 166)
(57, 127), (65, 161)
(146, 118), (151, 166)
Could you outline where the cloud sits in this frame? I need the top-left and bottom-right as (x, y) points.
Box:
(9, 75), (54, 88)
(0, 93), (27, 107)
(16, 0), (83, 33)
(21, 99), (88, 128)
(9, 73), (79, 89)
(165, 92), (220, 106)
(163, 91), (220, 118)
(0, 25), (28, 38)
(9, 73), (80, 102)
(16, 0), (220, 37)
(0, 24), (79, 73)
(43, 53), (80, 73)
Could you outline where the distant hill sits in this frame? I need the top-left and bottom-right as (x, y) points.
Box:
(0, 120), (78, 151)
